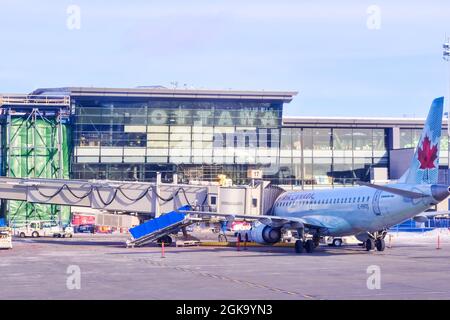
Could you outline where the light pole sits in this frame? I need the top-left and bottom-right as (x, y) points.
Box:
(443, 38), (450, 184)
(444, 38), (450, 102)
(444, 39), (450, 61)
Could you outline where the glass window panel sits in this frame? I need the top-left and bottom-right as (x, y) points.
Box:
(373, 129), (387, 151)
(292, 159), (302, 185)
(291, 128), (302, 157)
(170, 133), (191, 141)
(76, 156), (99, 163)
(303, 158), (313, 185)
(147, 148), (168, 156)
(101, 156), (123, 163)
(147, 140), (169, 148)
(400, 129), (412, 148)
(281, 128), (292, 150)
(170, 126), (191, 133)
(169, 149), (191, 156)
(313, 129), (332, 150)
(441, 131), (448, 151)
(148, 126), (169, 133)
(353, 158), (372, 181)
(353, 129), (372, 151)
(147, 156), (168, 163)
(170, 140), (191, 148)
(313, 158), (332, 185)
(148, 133), (168, 141)
(412, 129), (422, 147)
(302, 128), (313, 151)
(333, 129), (352, 150)
(123, 156), (145, 163)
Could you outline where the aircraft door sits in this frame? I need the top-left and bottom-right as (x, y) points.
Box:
(372, 190), (389, 216)
(372, 190), (382, 215)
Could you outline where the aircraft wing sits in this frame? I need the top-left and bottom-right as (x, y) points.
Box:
(181, 210), (331, 230)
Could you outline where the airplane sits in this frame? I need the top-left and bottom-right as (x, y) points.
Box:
(187, 97), (449, 253)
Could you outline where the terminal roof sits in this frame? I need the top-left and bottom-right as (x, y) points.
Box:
(32, 87), (297, 103)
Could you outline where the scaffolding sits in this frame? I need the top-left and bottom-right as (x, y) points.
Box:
(3, 108), (71, 226)
(0, 95), (70, 107)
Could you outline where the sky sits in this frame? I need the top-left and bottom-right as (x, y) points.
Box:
(0, 0), (450, 117)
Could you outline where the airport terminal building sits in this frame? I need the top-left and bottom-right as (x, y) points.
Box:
(2, 86), (449, 187)
(0, 86), (449, 223)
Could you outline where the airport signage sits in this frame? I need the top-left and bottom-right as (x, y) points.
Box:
(147, 107), (280, 127)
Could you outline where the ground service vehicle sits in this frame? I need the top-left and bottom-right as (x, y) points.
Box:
(0, 227), (12, 249)
(15, 221), (73, 238)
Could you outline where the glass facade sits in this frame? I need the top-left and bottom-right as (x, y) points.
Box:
(276, 127), (388, 188)
(67, 92), (448, 189)
(72, 98), (283, 184)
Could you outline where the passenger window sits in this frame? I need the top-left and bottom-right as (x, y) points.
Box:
(357, 197), (360, 202)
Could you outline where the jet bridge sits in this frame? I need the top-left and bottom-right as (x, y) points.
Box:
(0, 176), (209, 218)
(0, 175), (281, 245)
(0, 176), (277, 219)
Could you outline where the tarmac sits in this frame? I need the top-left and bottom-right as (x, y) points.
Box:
(0, 232), (449, 300)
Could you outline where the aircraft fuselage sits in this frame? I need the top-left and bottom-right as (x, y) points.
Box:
(272, 184), (437, 237)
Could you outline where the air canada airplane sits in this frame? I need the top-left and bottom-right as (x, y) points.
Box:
(190, 97), (449, 253)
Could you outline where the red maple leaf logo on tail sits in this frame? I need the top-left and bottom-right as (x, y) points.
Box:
(417, 136), (438, 169)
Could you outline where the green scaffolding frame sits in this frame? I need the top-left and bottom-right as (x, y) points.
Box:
(4, 108), (71, 225)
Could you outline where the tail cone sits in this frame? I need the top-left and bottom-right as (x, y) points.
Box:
(431, 185), (450, 202)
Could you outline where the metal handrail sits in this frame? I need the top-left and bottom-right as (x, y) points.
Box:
(0, 95), (70, 106)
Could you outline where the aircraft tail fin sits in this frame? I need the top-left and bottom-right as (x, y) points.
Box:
(399, 97), (444, 184)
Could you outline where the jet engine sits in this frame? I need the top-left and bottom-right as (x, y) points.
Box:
(249, 222), (282, 244)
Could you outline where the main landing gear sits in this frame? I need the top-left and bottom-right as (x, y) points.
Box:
(364, 230), (387, 252)
(294, 239), (315, 254)
(294, 230), (319, 254)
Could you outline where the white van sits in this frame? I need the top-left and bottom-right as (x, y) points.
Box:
(14, 221), (73, 238)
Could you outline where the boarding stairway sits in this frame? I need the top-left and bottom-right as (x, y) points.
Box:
(126, 205), (196, 247)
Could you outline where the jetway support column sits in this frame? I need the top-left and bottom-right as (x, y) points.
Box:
(155, 172), (161, 218)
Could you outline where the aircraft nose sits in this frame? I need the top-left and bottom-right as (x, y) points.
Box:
(431, 185), (450, 202)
